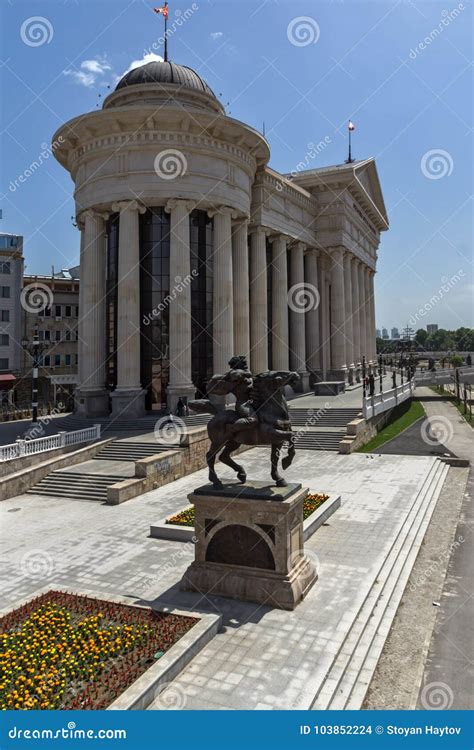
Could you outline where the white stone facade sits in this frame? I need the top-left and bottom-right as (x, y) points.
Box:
(52, 62), (388, 417)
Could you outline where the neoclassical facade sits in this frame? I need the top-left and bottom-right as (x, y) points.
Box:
(52, 61), (388, 418)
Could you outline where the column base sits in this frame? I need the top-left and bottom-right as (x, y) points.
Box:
(167, 384), (196, 413)
(293, 371), (311, 393)
(347, 365), (355, 386)
(75, 388), (109, 418)
(110, 388), (146, 418)
(326, 368), (347, 382)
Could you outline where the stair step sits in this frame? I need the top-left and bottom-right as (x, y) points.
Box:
(309, 460), (448, 710)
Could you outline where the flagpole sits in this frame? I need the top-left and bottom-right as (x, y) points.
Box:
(348, 128), (352, 163)
(164, 1), (168, 61)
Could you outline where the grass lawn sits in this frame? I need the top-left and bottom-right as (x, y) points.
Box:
(357, 399), (426, 453)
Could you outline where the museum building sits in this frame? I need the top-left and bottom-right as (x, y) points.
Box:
(52, 60), (389, 417)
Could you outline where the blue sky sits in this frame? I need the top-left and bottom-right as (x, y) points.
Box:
(1, 0), (472, 332)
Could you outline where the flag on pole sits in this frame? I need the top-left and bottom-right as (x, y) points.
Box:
(153, 4), (169, 17)
(348, 120), (355, 131)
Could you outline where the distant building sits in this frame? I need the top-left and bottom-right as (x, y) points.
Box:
(376, 328), (381, 339)
(427, 324), (438, 335)
(391, 327), (400, 339)
(0, 233), (24, 405)
(382, 328), (389, 339)
(18, 269), (80, 410)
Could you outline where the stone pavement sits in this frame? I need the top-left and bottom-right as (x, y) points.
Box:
(289, 373), (394, 411)
(0, 446), (442, 710)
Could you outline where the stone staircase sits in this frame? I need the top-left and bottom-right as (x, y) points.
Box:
(93, 441), (181, 462)
(27, 471), (126, 502)
(289, 408), (362, 451)
(309, 458), (449, 709)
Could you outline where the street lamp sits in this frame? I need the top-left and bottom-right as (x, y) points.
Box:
(22, 327), (48, 423)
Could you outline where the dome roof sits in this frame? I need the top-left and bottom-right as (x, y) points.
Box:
(115, 61), (217, 100)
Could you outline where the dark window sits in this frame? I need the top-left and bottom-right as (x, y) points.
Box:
(0, 310), (9, 322)
(65, 330), (71, 341)
(65, 354), (71, 366)
(44, 330), (50, 341)
(44, 355), (51, 367)
(55, 305), (61, 317)
(0, 358), (9, 369)
(1, 287), (10, 298)
(0, 334), (8, 345)
(54, 354), (61, 367)
(55, 330), (61, 342)
(44, 306), (51, 317)
(139, 207), (171, 409)
(0, 261), (11, 274)
(65, 305), (72, 317)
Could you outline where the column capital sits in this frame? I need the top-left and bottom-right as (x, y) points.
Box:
(207, 205), (239, 220)
(77, 207), (109, 225)
(164, 198), (196, 214)
(232, 214), (250, 230)
(289, 240), (305, 253)
(268, 232), (290, 244)
(111, 199), (146, 215)
(248, 224), (271, 237)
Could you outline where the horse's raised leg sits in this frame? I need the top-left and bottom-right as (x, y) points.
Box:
(219, 440), (247, 484)
(271, 443), (287, 487)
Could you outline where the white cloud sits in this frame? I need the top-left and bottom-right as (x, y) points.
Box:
(63, 56), (112, 88)
(210, 31), (223, 40)
(121, 52), (164, 78)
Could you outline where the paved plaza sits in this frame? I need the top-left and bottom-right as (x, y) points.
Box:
(0, 446), (446, 710)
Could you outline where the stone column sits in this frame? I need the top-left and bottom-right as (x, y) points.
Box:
(110, 199), (146, 418)
(369, 269), (377, 362)
(76, 218), (86, 391)
(165, 199), (196, 411)
(289, 241), (309, 391)
(76, 209), (109, 417)
(351, 258), (361, 368)
(343, 251), (354, 382)
(358, 262), (368, 366)
(305, 250), (321, 374)
(271, 234), (289, 370)
(364, 266), (373, 366)
(210, 207), (235, 375)
(317, 254), (330, 377)
(330, 247), (346, 375)
(249, 226), (268, 374)
(232, 218), (250, 359)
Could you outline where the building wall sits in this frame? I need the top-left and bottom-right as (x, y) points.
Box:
(0, 234), (24, 375)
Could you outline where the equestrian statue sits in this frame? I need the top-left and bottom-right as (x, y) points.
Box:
(189, 356), (299, 488)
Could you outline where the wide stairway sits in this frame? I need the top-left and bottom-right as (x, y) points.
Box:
(93, 441), (181, 462)
(289, 407), (361, 451)
(27, 471), (126, 502)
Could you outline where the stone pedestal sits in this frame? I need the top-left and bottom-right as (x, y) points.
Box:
(75, 388), (109, 418)
(111, 388), (146, 418)
(181, 481), (317, 610)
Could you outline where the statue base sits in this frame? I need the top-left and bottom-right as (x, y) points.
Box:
(181, 481), (318, 610)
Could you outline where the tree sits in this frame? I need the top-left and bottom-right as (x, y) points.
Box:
(415, 329), (428, 347)
(451, 354), (464, 368)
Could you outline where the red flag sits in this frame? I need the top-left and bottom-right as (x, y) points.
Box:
(153, 5), (169, 18)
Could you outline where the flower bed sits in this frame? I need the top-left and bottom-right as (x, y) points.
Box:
(166, 492), (330, 528)
(0, 590), (197, 710)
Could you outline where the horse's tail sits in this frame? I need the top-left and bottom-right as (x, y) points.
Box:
(188, 399), (218, 416)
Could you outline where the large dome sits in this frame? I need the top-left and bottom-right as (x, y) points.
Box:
(115, 61), (217, 100)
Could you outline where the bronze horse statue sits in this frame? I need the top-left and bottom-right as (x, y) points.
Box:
(189, 357), (299, 488)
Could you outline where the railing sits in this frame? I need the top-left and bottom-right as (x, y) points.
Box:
(0, 424), (101, 462)
(414, 366), (474, 386)
(363, 379), (415, 420)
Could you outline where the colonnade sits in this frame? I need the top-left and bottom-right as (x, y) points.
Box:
(76, 199), (377, 417)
